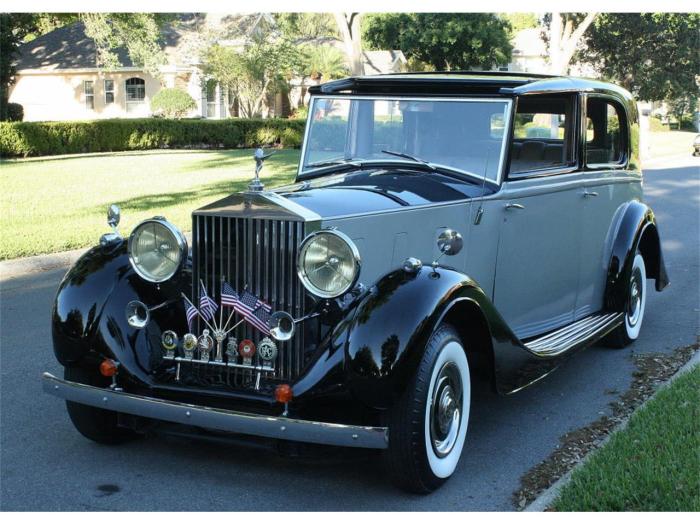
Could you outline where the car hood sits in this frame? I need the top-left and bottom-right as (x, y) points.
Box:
(195, 168), (488, 221)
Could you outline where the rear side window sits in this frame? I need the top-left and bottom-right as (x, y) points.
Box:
(509, 94), (576, 175)
(586, 98), (625, 166)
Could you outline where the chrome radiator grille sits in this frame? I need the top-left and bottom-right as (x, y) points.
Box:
(192, 214), (310, 382)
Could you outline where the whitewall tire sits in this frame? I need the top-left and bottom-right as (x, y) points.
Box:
(384, 323), (470, 493)
(606, 252), (647, 348)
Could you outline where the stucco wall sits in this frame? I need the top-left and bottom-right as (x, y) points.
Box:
(8, 70), (170, 121)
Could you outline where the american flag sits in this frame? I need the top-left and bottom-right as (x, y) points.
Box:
(248, 305), (272, 335)
(199, 283), (218, 321)
(233, 290), (272, 335)
(183, 298), (198, 330)
(220, 281), (238, 307)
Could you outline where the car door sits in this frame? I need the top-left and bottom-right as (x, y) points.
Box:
(576, 95), (644, 317)
(492, 93), (584, 339)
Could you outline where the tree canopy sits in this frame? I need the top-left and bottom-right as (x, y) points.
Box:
(580, 13), (700, 102)
(363, 13), (513, 71)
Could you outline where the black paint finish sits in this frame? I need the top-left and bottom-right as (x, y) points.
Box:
(604, 201), (669, 312)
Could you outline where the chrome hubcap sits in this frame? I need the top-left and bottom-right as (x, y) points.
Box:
(628, 268), (643, 327)
(430, 362), (462, 458)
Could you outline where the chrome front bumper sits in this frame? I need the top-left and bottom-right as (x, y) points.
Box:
(42, 372), (388, 449)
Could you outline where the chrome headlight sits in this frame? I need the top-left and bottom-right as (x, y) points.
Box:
(297, 230), (360, 299)
(128, 218), (187, 283)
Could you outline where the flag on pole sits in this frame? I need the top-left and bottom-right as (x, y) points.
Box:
(232, 290), (272, 335)
(248, 305), (272, 336)
(220, 281), (238, 307)
(183, 298), (198, 331)
(199, 283), (218, 321)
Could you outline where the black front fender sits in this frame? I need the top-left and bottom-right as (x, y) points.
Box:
(341, 266), (556, 409)
(52, 240), (190, 384)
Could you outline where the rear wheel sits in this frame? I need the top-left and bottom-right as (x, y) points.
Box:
(64, 366), (139, 445)
(384, 324), (470, 493)
(605, 252), (647, 348)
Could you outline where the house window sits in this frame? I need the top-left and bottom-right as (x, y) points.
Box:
(125, 77), (145, 112)
(104, 80), (115, 104)
(84, 81), (94, 110)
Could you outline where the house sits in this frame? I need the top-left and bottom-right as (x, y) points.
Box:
(8, 14), (406, 122)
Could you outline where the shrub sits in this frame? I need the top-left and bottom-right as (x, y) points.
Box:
(290, 105), (309, 120)
(0, 118), (307, 157)
(150, 88), (197, 119)
(6, 103), (24, 122)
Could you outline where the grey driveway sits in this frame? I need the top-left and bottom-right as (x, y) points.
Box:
(1, 157), (698, 511)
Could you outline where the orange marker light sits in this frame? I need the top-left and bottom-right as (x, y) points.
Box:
(99, 359), (118, 377)
(275, 384), (293, 404)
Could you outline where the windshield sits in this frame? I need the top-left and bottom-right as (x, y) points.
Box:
(300, 96), (511, 182)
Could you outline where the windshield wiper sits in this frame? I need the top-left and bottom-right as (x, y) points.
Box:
(380, 150), (436, 170)
(304, 158), (363, 169)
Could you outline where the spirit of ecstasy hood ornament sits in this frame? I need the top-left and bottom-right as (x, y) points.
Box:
(248, 147), (274, 192)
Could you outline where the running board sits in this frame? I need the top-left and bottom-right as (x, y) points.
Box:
(523, 312), (624, 357)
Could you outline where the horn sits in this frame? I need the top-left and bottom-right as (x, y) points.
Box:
(269, 311), (295, 342)
(125, 300), (150, 329)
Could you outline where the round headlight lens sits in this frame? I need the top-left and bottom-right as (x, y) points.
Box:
(298, 230), (360, 298)
(128, 219), (186, 282)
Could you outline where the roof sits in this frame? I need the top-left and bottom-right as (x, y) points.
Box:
(308, 71), (635, 102)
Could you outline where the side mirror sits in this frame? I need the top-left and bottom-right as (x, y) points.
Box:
(437, 229), (463, 256)
(107, 204), (121, 229)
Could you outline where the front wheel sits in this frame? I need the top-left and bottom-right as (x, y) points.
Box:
(383, 324), (470, 493)
(605, 252), (647, 348)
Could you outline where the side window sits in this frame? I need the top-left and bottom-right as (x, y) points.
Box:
(586, 98), (625, 166)
(509, 94), (575, 175)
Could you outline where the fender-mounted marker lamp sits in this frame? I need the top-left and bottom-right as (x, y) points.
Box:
(99, 359), (119, 377)
(275, 384), (293, 404)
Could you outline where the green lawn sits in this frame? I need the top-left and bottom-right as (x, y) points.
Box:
(553, 365), (700, 511)
(0, 149), (301, 260)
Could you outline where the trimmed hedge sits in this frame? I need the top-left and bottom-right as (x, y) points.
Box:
(0, 118), (306, 157)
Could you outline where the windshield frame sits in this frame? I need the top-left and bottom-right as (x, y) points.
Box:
(297, 94), (514, 185)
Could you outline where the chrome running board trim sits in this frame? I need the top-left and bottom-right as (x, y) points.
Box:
(524, 312), (623, 357)
(42, 373), (389, 449)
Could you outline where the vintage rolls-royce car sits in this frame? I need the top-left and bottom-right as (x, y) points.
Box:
(44, 72), (668, 493)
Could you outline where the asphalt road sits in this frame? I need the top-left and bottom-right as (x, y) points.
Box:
(1, 156), (698, 511)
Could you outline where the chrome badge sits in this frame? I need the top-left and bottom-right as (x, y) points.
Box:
(182, 333), (197, 359)
(161, 330), (178, 358)
(198, 329), (214, 362)
(238, 339), (256, 366)
(258, 337), (278, 363)
(225, 337), (238, 362)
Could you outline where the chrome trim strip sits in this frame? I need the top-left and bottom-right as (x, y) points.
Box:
(525, 313), (623, 357)
(42, 373), (388, 449)
(263, 191), (322, 222)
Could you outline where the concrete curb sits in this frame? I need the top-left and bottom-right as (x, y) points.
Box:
(523, 349), (700, 512)
(0, 232), (193, 281)
(0, 247), (88, 280)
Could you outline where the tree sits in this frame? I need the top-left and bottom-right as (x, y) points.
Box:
(580, 13), (700, 103)
(546, 12), (597, 74)
(363, 13), (513, 71)
(0, 13), (36, 120)
(273, 13), (338, 41)
(334, 13), (364, 75)
(301, 45), (348, 82)
(202, 36), (299, 118)
(81, 13), (174, 75)
(502, 13), (539, 33)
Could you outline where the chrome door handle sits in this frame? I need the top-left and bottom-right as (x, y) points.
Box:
(504, 203), (525, 210)
(583, 191), (599, 198)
